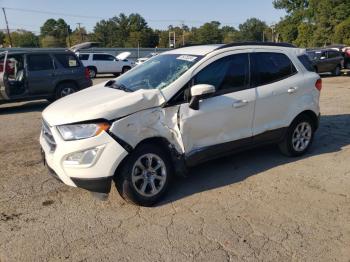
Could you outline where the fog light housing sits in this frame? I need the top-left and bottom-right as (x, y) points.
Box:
(63, 146), (104, 167)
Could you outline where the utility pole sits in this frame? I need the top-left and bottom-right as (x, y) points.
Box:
(2, 8), (12, 47)
(66, 25), (71, 47)
(181, 20), (185, 46)
(77, 22), (83, 42)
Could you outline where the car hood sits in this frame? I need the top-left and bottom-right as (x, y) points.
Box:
(116, 52), (131, 60)
(42, 84), (166, 126)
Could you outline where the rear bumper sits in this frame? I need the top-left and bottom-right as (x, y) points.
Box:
(80, 78), (93, 89)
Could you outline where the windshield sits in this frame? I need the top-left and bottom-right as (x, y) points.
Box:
(112, 54), (202, 92)
(307, 51), (322, 61)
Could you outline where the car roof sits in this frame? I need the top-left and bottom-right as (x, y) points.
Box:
(165, 42), (297, 56)
(1, 49), (75, 55)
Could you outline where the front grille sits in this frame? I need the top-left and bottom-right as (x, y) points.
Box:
(42, 120), (56, 152)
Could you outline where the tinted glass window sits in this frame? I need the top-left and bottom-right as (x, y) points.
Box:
(252, 52), (297, 87)
(298, 54), (315, 72)
(79, 54), (89, 60)
(194, 53), (249, 93)
(27, 54), (53, 71)
(93, 54), (115, 61)
(55, 54), (80, 68)
(328, 51), (341, 58)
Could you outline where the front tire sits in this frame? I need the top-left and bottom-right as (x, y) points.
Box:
(115, 143), (173, 206)
(279, 115), (315, 157)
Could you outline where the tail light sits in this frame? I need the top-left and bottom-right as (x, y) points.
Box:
(84, 67), (90, 80)
(315, 79), (322, 91)
(346, 49), (350, 57)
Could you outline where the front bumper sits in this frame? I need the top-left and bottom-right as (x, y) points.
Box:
(40, 124), (128, 193)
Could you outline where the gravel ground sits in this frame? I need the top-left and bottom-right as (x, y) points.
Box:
(0, 76), (350, 262)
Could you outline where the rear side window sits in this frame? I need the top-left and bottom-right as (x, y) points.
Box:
(194, 53), (250, 93)
(298, 54), (315, 72)
(55, 54), (80, 68)
(79, 54), (89, 60)
(93, 54), (115, 61)
(251, 52), (297, 87)
(27, 54), (53, 71)
(328, 51), (341, 58)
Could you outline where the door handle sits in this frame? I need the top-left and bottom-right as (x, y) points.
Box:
(233, 100), (248, 108)
(288, 87), (298, 94)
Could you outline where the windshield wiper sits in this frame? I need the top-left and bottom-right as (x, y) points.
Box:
(108, 81), (133, 92)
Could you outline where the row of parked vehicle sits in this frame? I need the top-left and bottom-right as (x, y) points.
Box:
(306, 44), (350, 76)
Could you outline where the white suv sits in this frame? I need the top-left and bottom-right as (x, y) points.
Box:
(78, 52), (134, 78)
(40, 43), (321, 206)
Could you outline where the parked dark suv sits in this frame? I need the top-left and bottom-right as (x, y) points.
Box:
(307, 49), (344, 76)
(0, 50), (92, 104)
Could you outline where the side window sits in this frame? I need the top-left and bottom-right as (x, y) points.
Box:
(194, 53), (249, 93)
(328, 51), (340, 58)
(54, 54), (80, 68)
(93, 54), (115, 61)
(78, 54), (89, 60)
(298, 54), (315, 72)
(27, 54), (53, 71)
(251, 52), (297, 87)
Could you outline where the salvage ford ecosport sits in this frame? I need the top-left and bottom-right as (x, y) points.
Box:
(40, 42), (321, 206)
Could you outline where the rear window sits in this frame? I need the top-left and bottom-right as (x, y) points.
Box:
(93, 54), (115, 61)
(27, 54), (53, 71)
(298, 54), (315, 72)
(79, 54), (89, 60)
(55, 54), (80, 68)
(251, 52), (297, 87)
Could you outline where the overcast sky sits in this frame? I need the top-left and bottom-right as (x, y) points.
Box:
(0, 0), (286, 33)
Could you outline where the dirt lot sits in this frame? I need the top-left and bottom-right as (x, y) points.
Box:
(0, 76), (350, 262)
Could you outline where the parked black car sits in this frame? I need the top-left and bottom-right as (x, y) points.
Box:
(326, 44), (350, 69)
(307, 49), (344, 76)
(0, 50), (92, 104)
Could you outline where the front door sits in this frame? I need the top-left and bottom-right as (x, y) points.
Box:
(178, 52), (255, 164)
(26, 53), (56, 95)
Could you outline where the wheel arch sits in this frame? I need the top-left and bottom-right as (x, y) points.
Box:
(291, 110), (319, 130)
(114, 136), (187, 179)
(55, 79), (79, 92)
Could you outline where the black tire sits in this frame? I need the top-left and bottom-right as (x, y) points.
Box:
(87, 67), (97, 78)
(122, 66), (131, 74)
(278, 115), (315, 157)
(55, 82), (78, 100)
(332, 65), (341, 76)
(114, 143), (173, 206)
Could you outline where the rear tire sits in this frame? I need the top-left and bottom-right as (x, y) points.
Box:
(122, 66), (131, 74)
(114, 143), (173, 206)
(87, 67), (97, 78)
(55, 82), (78, 100)
(332, 65), (341, 76)
(278, 115), (315, 157)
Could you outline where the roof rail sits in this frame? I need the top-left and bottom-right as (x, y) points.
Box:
(216, 42), (296, 50)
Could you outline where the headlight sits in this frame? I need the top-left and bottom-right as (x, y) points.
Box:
(57, 122), (110, 141)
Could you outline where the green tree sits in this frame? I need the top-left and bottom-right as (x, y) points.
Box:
(0, 31), (5, 46)
(293, 23), (316, 47)
(40, 18), (71, 47)
(195, 21), (223, 44)
(334, 18), (350, 45)
(4, 30), (39, 47)
(40, 35), (62, 48)
(221, 26), (241, 43)
(238, 18), (268, 41)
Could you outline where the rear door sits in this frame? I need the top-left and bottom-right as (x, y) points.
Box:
(252, 51), (301, 137)
(92, 54), (118, 73)
(26, 53), (56, 95)
(53, 53), (83, 81)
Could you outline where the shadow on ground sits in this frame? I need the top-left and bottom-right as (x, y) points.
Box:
(161, 114), (350, 205)
(0, 100), (49, 115)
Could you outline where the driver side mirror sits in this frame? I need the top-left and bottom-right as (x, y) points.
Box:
(189, 84), (215, 110)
